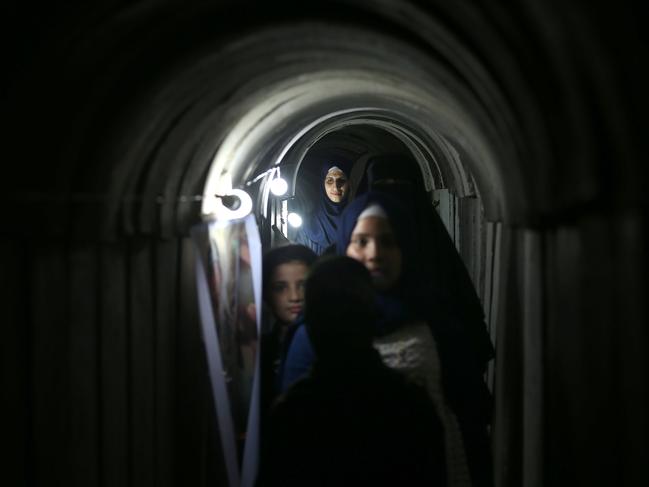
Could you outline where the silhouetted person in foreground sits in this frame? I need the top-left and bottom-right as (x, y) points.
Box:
(259, 256), (447, 487)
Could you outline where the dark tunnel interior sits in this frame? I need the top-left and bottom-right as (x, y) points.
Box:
(2, 1), (648, 486)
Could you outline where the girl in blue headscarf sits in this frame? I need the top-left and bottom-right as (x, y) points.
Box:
(295, 160), (353, 255)
(282, 191), (493, 487)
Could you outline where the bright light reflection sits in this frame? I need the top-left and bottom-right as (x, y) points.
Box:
(287, 212), (303, 228)
(269, 177), (288, 196)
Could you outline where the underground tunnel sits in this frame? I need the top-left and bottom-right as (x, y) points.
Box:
(3, 1), (647, 486)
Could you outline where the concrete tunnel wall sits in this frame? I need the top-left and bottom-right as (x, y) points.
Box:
(2, 1), (647, 486)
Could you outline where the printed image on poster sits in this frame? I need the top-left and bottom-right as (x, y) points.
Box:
(206, 218), (259, 444)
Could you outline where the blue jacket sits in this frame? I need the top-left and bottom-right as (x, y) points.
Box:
(279, 323), (315, 391)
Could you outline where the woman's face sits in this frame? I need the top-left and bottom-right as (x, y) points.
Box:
(345, 216), (402, 291)
(324, 168), (350, 203)
(269, 260), (309, 324)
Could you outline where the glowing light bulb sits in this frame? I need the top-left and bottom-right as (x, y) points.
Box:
(288, 212), (303, 228)
(269, 177), (288, 196)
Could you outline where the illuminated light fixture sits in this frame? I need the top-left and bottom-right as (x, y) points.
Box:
(202, 171), (253, 221)
(215, 188), (253, 221)
(287, 212), (303, 228)
(269, 177), (288, 196)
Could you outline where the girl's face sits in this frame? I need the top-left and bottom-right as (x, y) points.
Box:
(269, 261), (309, 324)
(324, 168), (350, 203)
(345, 216), (402, 291)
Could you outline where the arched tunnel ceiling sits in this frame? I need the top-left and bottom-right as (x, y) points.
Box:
(3, 0), (645, 239)
(114, 24), (523, 231)
(309, 125), (409, 156)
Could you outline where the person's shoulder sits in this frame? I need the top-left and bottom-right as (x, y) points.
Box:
(269, 375), (321, 420)
(286, 322), (312, 352)
(380, 367), (442, 429)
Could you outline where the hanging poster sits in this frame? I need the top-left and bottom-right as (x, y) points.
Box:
(193, 214), (262, 487)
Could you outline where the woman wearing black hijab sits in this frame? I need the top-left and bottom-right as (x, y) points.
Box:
(282, 191), (493, 486)
(366, 153), (493, 363)
(295, 160), (353, 255)
(338, 191), (494, 487)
